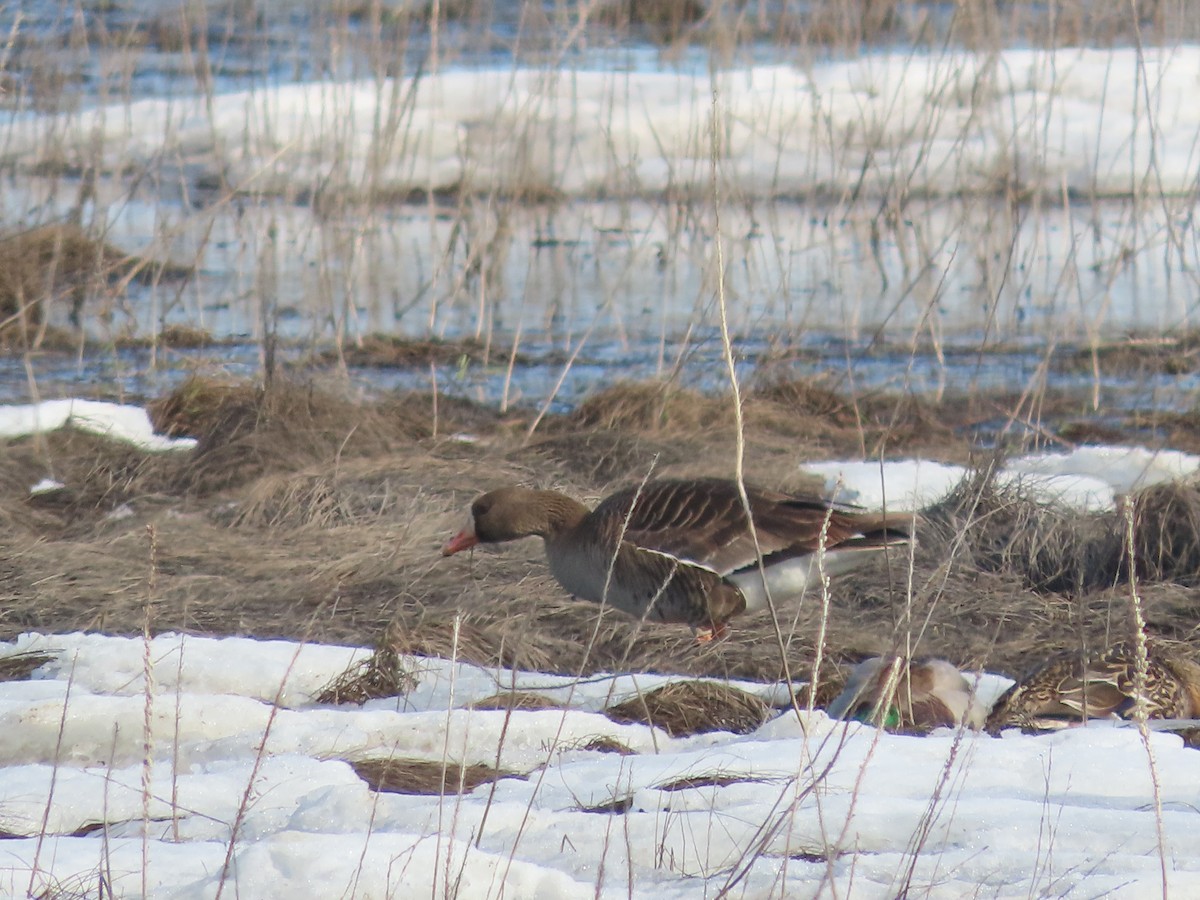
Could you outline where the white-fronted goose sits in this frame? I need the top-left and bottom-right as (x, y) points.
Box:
(986, 641), (1200, 732)
(441, 478), (911, 640)
(827, 657), (987, 732)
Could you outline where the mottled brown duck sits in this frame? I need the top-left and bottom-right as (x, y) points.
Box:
(987, 641), (1200, 732)
(442, 478), (911, 640)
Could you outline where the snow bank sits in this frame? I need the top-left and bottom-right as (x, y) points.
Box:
(809, 445), (1200, 512)
(0, 399), (196, 452)
(8, 47), (1200, 199)
(1, 632), (1197, 898)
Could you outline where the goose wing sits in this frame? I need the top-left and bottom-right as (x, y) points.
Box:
(591, 478), (906, 576)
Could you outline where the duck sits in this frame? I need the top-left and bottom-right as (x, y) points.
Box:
(827, 657), (988, 731)
(441, 477), (911, 640)
(986, 640), (1200, 732)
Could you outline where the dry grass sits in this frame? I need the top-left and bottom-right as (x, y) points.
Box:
(604, 681), (772, 737)
(654, 771), (775, 792)
(469, 691), (562, 711)
(313, 641), (418, 705)
(577, 795), (634, 815)
(318, 335), (516, 368)
(565, 735), (637, 755)
(0, 650), (54, 681)
(0, 222), (191, 344)
(6, 374), (1200, 696)
(348, 757), (513, 794)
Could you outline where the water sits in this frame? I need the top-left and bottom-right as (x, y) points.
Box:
(4, 8), (1200, 418)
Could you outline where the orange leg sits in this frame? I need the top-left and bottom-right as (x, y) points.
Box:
(694, 622), (730, 644)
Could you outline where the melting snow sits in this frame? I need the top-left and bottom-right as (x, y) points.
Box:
(8, 47), (1200, 199)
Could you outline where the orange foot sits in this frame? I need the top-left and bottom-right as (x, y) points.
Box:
(694, 623), (730, 644)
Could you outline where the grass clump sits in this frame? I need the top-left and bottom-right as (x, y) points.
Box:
(349, 758), (512, 795)
(654, 771), (773, 792)
(566, 735), (636, 755)
(604, 680), (771, 736)
(570, 382), (731, 433)
(313, 641), (418, 705)
(1133, 481), (1200, 584)
(469, 691), (561, 711)
(0, 650), (55, 681)
(0, 222), (191, 344)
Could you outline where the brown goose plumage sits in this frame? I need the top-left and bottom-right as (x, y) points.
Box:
(986, 641), (1200, 732)
(441, 478), (911, 638)
(827, 657), (987, 732)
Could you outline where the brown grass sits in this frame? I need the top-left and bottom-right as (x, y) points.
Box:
(313, 641), (418, 705)
(348, 757), (513, 794)
(0, 650), (54, 681)
(318, 335), (519, 368)
(604, 681), (772, 737)
(0, 222), (191, 344)
(577, 795), (634, 814)
(6, 374), (1200, 695)
(566, 735), (636, 755)
(469, 691), (562, 711)
(654, 771), (775, 792)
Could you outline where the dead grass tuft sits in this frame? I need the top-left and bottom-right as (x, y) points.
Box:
(231, 458), (422, 529)
(157, 324), (215, 349)
(0, 428), (183, 538)
(0, 650), (54, 681)
(377, 607), (556, 673)
(146, 376), (260, 439)
(313, 642), (418, 705)
(348, 757), (512, 795)
(604, 680), (771, 737)
(567, 735), (637, 755)
(577, 795), (634, 814)
(570, 382), (731, 433)
(469, 691), (562, 711)
(1065, 336), (1200, 377)
(919, 469), (1126, 594)
(321, 334), (515, 368)
(1133, 480), (1200, 584)
(592, 0), (706, 41)
(654, 771), (773, 791)
(521, 430), (683, 485)
(0, 222), (191, 343)
(156, 379), (431, 494)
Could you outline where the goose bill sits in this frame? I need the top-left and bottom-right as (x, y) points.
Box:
(441, 525), (479, 556)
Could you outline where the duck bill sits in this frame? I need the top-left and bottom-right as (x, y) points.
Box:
(441, 528), (479, 556)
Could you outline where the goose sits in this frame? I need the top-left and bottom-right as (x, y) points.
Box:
(441, 478), (911, 640)
(827, 657), (988, 731)
(986, 640), (1200, 732)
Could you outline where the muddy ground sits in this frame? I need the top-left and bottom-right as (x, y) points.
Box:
(3, 370), (1200, 698)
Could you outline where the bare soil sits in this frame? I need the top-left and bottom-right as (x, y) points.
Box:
(3, 374), (1200, 701)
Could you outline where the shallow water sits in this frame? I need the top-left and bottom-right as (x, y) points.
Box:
(5, 15), (1200, 418)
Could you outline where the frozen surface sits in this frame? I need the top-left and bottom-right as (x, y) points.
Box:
(8, 48), (1200, 200)
(0, 631), (1196, 899)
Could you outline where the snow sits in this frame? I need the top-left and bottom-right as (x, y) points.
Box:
(1, 631), (1197, 898)
(28, 478), (65, 496)
(8, 47), (1200, 199)
(809, 446), (1200, 512)
(0, 400), (195, 452)
(5, 404), (1200, 896)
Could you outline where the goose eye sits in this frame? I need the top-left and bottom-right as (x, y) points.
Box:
(472, 500), (491, 518)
